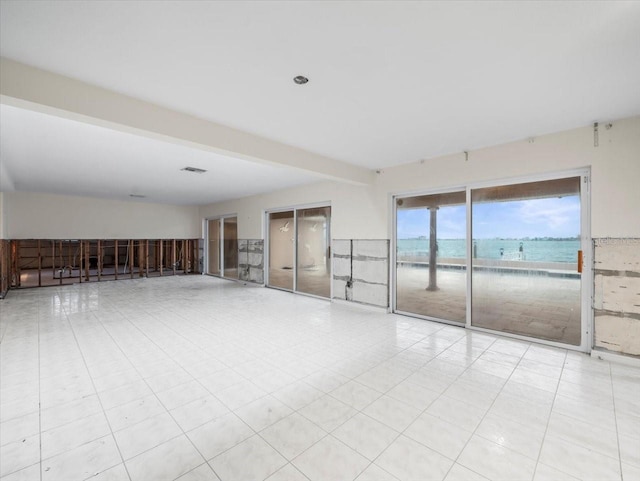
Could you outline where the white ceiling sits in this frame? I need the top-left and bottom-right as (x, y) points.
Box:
(1, 1), (639, 203)
(0, 105), (319, 205)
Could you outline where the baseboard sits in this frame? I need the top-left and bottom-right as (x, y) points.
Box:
(591, 348), (640, 367)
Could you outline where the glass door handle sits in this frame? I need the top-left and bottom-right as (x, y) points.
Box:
(577, 250), (583, 273)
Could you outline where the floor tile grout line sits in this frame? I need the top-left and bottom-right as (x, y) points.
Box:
(538, 359), (625, 476)
(38, 293), (43, 481)
(95, 296), (304, 480)
(253, 430), (316, 481)
(55, 294), (134, 481)
(89, 305), (222, 479)
(436, 336), (532, 481)
(0, 298), (49, 478)
(530, 347), (568, 481)
(609, 362), (625, 481)
(206, 327), (432, 478)
(263, 327), (505, 479)
(343, 332), (502, 481)
(413, 336), (506, 478)
(1, 276), (632, 480)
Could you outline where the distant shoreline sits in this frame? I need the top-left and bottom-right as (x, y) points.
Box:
(404, 237), (579, 241)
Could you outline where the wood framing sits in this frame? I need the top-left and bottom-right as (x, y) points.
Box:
(0, 238), (202, 296)
(114, 240), (119, 280)
(129, 240), (134, 279)
(84, 240), (90, 281)
(172, 240), (177, 276)
(37, 240), (42, 287)
(97, 240), (102, 281)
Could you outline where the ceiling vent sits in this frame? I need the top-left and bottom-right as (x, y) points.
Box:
(181, 166), (207, 174)
(129, 194), (146, 198)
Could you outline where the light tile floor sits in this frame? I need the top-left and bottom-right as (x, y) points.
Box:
(1, 276), (638, 481)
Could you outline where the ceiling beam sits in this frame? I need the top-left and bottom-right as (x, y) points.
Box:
(0, 57), (373, 185)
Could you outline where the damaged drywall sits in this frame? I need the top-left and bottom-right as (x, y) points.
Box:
(238, 239), (264, 284)
(333, 239), (389, 308)
(593, 238), (640, 356)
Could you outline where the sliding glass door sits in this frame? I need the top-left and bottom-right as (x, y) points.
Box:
(207, 219), (220, 276)
(396, 191), (466, 323)
(207, 216), (238, 279)
(394, 173), (587, 349)
(223, 217), (238, 279)
(267, 206), (331, 298)
(471, 177), (582, 345)
(297, 206), (331, 298)
(268, 211), (294, 290)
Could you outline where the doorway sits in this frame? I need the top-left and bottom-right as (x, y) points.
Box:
(395, 190), (467, 324)
(206, 215), (238, 280)
(394, 172), (589, 350)
(470, 177), (583, 345)
(266, 205), (331, 298)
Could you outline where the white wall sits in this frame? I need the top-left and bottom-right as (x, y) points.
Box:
(376, 116), (640, 239)
(200, 180), (384, 240)
(200, 116), (640, 240)
(3, 191), (201, 239)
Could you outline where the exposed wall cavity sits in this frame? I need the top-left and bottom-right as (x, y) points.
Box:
(238, 239), (264, 284)
(593, 238), (640, 356)
(333, 239), (389, 308)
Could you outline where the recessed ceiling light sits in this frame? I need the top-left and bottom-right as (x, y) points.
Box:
(293, 75), (309, 85)
(181, 166), (207, 174)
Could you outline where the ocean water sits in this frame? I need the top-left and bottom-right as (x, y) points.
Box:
(397, 239), (580, 263)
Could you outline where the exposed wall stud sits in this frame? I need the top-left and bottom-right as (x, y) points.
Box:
(3, 238), (200, 293)
(37, 240), (42, 287)
(183, 240), (188, 274)
(172, 240), (177, 276)
(97, 240), (102, 281)
(12, 241), (21, 287)
(84, 241), (90, 281)
(75, 241), (79, 283)
(145, 240), (150, 277)
(115, 240), (119, 280)
(51, 241), (55, 283)
(129, 240), (134, 279)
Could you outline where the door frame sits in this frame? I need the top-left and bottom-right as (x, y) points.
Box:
(264, 202), (332, 299)
(205, 214), (238, 279)
(391, 168), (592, 352)
(391, 185), (468, 327)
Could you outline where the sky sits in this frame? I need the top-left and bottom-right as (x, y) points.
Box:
(397, 195), (580, 239)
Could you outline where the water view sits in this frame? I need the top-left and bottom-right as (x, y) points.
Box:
(397, 238), (580, 263)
